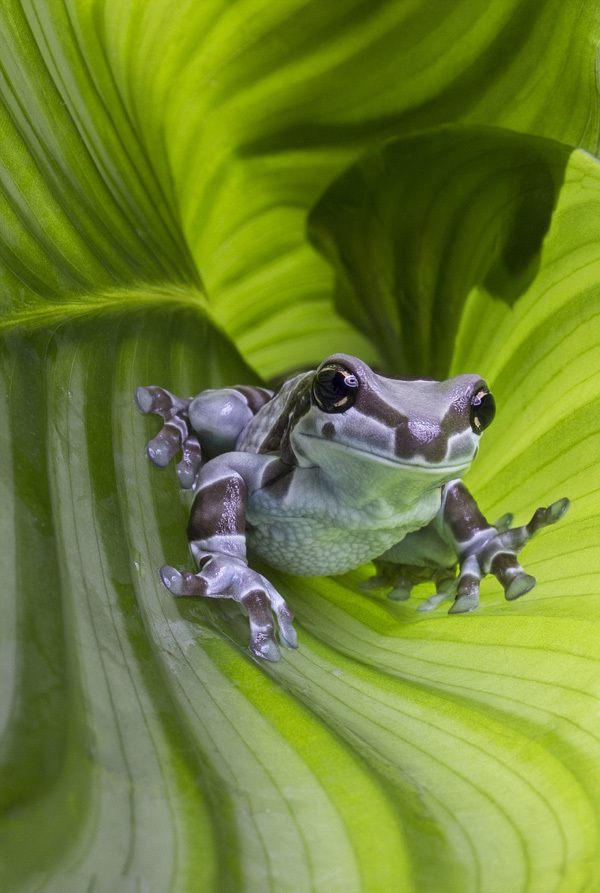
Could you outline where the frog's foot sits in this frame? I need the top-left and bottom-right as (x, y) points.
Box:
(135, 386), (202, 489)
(360, 559), (415, 600)
(448, 554), (485, 614)
(360, 573), (413, 600)
(386, 575), (414, 602)
(418, 576), (458, 613)
(491, 498), (569, 555)
(449, 497), (570, 613)
(160, 560), (297, 662)
(359, 574), (387, 591)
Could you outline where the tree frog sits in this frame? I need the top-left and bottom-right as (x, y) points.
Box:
(135, 354), (569, 662)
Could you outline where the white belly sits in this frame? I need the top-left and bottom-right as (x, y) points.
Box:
(247, 519), (411, 576)
(246, 478), (442, 576)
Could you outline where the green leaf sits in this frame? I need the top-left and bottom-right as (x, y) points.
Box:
(1, 313), (411, 892)
(3, 0), (599, 375)
(308, 126), (573, 378)
(1, 1), (600, 891)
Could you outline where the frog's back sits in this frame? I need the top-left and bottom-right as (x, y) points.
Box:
(237, 372), (312, 458)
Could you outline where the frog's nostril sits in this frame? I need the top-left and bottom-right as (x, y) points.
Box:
(470, 389), (496, 434)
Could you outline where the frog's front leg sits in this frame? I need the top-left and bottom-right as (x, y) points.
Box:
(436, 480), (569, 614)
(159, 453), (297, 662)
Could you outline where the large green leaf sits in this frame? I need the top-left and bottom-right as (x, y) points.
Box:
(1, 1), (600, 891)
(3, 0), (600, 375)
(308, 126), (573, 378)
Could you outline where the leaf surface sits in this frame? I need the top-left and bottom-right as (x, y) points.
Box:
(1, 2), (600, 891)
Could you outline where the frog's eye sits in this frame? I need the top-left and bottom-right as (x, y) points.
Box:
(470, 389), (496, 434)
(312, 364), (359, 414)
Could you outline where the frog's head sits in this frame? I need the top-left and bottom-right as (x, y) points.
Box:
(290, 353), (495, 487)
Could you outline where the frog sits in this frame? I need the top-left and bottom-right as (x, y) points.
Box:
(135, 353), (569, 662)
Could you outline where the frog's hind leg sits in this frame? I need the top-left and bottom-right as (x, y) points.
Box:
(361, 558), (456, 607)
(135, 383), (272, 490)
(135, 385), (202, 489)
(187, 386), (272, 456)
(359, 559), (413, 600)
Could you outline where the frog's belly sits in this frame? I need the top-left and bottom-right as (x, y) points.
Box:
(247, 518), (414, 577)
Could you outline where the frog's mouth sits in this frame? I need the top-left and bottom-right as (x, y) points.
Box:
(297, 434), (474, 473)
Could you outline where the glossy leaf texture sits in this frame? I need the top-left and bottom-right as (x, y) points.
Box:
(1, 1), (600, 891)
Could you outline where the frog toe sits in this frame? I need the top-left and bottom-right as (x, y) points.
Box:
(243, 590), (281, 662)
(418, 590), (449, 613)
(147, 425), (182, 468)
(160, 565), (207, 597)
(275, 605), (298, 648)
(261, 581), (298, 649)
(418, 577), (457, 613)
(449, 567), (481, 614)
(176, 435), (202, 489)
(449, 591), (479, 614)
(271, 599), (298, 648)
(489, 552), (535, 601)
(160, 565), (185, 594)
(505, 571), (536, 601)
(252, 636), (281, 662)
(134, 386), (155, 414)
(136, 385), (194, 474)
(359, 575), (386, 591)
(388, 585), (411, 601)
(134, 384), (188, 418)
(548, 497), (570, 523)
(493, 512), (514, 532)
(526, 497), (570, 537)
(176, 463), (196, 490)
(280, 625), (298, 649)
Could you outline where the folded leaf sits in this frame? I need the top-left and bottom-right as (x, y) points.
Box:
(309, 126), (575, 377)
(1, 1), (600, 890)
(2, 0), (600, 375)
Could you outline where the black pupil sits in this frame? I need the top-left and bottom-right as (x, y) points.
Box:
(330, 370), (352, 395)
(313, 365), (359, 413)
(470, 390), (496, 433)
